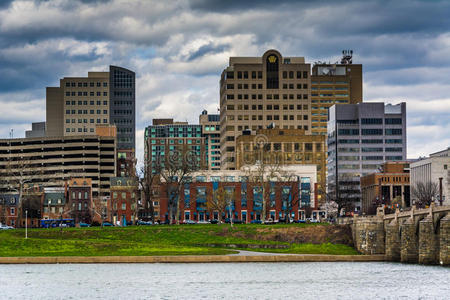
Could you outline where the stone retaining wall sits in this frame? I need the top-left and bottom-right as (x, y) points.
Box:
(0, 254), (386, 264)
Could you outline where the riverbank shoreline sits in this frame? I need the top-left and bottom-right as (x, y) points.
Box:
(0, 254), (386, 264)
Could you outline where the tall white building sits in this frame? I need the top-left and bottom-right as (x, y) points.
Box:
(410, 147), (450, 205)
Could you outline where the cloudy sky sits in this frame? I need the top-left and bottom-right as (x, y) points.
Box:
(1, 0), (449, 164)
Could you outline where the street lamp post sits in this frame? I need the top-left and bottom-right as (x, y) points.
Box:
(25, 209), (28, 239)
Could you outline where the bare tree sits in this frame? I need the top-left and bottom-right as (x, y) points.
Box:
(137, 163), (159, 222)
(326, 175), (358, 216)
(0, 155), (44, 227)
(316, 184), (338, 220)
(207, 186), (228, 223)
(411, 181), (438, 208)
(0, 199), (6, 225)
(159, 147), (203, 225)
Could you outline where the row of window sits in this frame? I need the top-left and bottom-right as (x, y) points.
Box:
(66, 91), (107, 97)
(338, 139), (403, 144)
(311, 93), (349, 97)
(65, 82), (107, 87)
(311, 87), (348, 90)
(66, 100), (108, 106)
(227, 83), (309, 90)
(112, 192), (136, 199)
(226, 71), (262, 80)
(226, 94), (308, 100)
(113, 119), (133, 125)
(311, 81), (348, 84)
(360, 118), (403, 125)
(66, 109), (108, 115)
(113, 91), (133, 97)
(338, 129), (403, 135)
(113, 101), (133, 106)
(66, 127), (95, 133)
(113, 110), (133, 115)
(150, 139), (202, 145)
(226, 104), (308, 111)
(66, 118), (107, 124)
(117, 128), (133, 133)
(282, 71), (309, 79)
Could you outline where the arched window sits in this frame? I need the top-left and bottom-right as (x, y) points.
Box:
(266, 55), (279, 89)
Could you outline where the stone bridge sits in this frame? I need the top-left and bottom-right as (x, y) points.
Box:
(345, 204), (450, 265)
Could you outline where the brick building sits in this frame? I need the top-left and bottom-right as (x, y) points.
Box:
(0, 194), (18, 227)
(154, 166), (317, 223)
(361, 161), (411, 214)
(42, 187), (67, 220)
(110, 177), (139, 225)
(67, 178), (93, 224)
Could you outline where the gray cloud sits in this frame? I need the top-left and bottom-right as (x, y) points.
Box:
(0, 0), (449, 163)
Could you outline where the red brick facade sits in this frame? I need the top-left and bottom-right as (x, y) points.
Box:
(155, 180), (315, 223)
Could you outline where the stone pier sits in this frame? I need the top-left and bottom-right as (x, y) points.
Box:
(418, 216), (439, 264)
(440, 214), (450, 265)
(385, 218), (400, 261)
(348, 204), (450, 266)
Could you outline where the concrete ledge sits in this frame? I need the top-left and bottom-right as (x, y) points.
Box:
(0, 255), (386, 264)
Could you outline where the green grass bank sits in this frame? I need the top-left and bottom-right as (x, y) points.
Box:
(0, 223), (358, 257)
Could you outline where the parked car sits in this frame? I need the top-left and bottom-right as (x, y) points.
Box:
(250, 220), (262, 224)
(136, 220), (153, 226)
(210, 219), (219, 224)
(295, 219), (306, 223)
(79, 222), (90, 227)
(306, 218), (319, 223)
(0, 224), (14, 230)
(183, 219), (197, 225)
(102, 222), (114, 227)
(224, 218), (243, 224)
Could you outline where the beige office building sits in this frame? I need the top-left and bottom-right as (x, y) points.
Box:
(46, 72), (110, 137)
(220, 49), (312, 170)
(235, 128), (326, 203)
(311, 59), (363, 136)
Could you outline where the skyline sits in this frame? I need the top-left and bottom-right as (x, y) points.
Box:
(1, 0), (450, 164)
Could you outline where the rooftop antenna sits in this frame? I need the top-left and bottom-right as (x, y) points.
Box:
(341, 49), (353, 64)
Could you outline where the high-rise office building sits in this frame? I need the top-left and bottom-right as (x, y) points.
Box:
(109, 66), (136, 150)
(311, 53), (362, 136)
(144, 119), (206, 174)
(46, 65), (135, 149)
(219, 49), (312, 170)
(199, 110), (221, 170)
(46, 71), (111, 137)
(327, 102), (407, 211)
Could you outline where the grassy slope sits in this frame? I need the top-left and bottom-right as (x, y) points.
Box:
(0, 224), (358, 257)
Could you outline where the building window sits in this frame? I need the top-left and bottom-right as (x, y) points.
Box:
(385, 129), (402, 135)
(266, 55), (279, 89)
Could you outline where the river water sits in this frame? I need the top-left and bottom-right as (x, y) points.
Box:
(0, 262), (448, 299)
